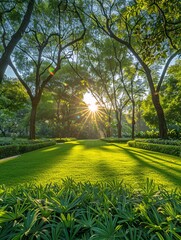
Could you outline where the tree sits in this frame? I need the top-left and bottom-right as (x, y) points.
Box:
(162, 60), (181, 130)
(0, 0), (35, 82)
(80, 34), (145, 138)
(45, 63), (87, 138)
(10, 0), (86, 139)
(0, 78), (29, 136)
(142, 59), (181, 138)
(82, 0), (181, 138)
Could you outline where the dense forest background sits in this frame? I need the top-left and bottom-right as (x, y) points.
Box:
(0, 0), (181, 139)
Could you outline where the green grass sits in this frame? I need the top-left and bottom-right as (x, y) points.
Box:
(0, 140), (180, 190)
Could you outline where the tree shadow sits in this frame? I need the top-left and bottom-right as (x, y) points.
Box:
(0, 142), (79, 186)
(95, 160), (119, 179)
(80, 140), (120, 153)
(112, 144), (181, 188)
(126, 148), (181, 167)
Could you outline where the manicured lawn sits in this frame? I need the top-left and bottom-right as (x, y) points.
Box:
(0, 139), (180, 190)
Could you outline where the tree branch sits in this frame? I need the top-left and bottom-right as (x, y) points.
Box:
(9, 59), (33, 100)
(157, 49), (181, 92)
(0, 0), (35, 82)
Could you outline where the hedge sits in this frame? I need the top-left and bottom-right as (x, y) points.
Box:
(101, 138), (131, 143)
(55, 137), (77, 143)
(0, 140), (56, 159)
(135, 138), (181, 146)
(128, 140), (181, 157)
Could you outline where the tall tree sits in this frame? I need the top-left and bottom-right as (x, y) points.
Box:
(142, 59), (181, 137)
(81, 35), (145, 138)
(0, 0), (35, 82)
(10, 0), (86, 139)
(82, 0), (181, 138)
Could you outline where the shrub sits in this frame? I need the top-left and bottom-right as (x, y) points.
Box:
(18, 141), (56, 153)
(101, 138), (131, 143)
(0, 140), (56, 159)
(0, 145), (19, 158)
(55, 138), (77, 143)
(135, 138), (181, 146)
(136, 130), (159, 138)
(0, 178), (180, 239)
(128, 140), (181, 157)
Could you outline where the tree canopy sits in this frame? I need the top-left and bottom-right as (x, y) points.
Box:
(0, 0), (180, 139)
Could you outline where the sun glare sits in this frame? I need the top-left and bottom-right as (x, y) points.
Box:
(83, 93), (98, 113)
(88, 103), (98, 112)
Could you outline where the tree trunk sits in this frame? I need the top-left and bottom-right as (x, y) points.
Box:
(55, 99), (61, 138)
(151, 92), (168, 139)
(141, 63), (168, 139)
(115, 110), (122, 138)
(29, 99), (39, 139)
(106, 115), (112, 137)
(131, 100), (135, 140)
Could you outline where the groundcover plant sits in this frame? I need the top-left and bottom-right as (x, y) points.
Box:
(0, 178), (181, 240)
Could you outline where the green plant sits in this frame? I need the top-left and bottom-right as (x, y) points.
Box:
(0, 140), (56, 159)
(0, 179), (181, 239)
(128, 140), (181, 157)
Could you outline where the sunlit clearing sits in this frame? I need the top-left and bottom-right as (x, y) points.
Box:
(88, 103), (98, 112)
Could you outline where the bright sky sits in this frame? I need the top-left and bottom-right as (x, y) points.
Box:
(5, 66), (16, 78)
(83, 92), (98, 112)
(83, 92), (96, 105)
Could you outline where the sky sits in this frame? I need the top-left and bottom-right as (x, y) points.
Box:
(5, 66), (16, 78)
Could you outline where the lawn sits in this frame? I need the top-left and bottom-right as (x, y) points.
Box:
(0, 139), (180, 190)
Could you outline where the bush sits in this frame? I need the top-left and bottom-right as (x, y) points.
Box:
(128, 140), (181, 157)
(55, 138), (77, 143)
(136, 130), (159, 138)
(101, 137), (131, 143)
(18, 141), (56, 153)
(0, 178), (180, 239)
(136, 129), (181, 139)
(135, 138), (181, 146)
(0, 140), (56, 159)
(0, 145), (19, 158)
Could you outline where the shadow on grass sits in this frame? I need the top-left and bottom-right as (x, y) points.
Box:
(112, 144), (181, 187)
(96, 160), (120, 179)
(129, 148), (181, 166)
(0, 142), (79, 186)
(80, 140), (118, 153)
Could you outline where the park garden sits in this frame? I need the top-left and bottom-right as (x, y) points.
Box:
(0, 0), (181, 239)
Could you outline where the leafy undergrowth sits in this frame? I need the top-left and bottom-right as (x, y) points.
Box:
(0, 178), (181, 240)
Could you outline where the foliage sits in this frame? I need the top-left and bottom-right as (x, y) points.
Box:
(55, 138), (77, 143)
(136, 129), (181, 139)
(128, 141), (181, 157)
(0, 145), (19, 159)
(141, 60), (181, 133)
(134, 139), (181, 146)
(101, 138), (131, 143)
(81, 0), (181, 138)
(136, 130), (159, 139)
(0, 79), (28, 111)
(9, 0), (86, 139)
(0, 178), (181, 239)
(43, 63), (89, 138)
(0, 0), (35, 82)
(162, 59), (181, 127)
(0, 140), (56, 159)
(0, 79), (29, 137)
